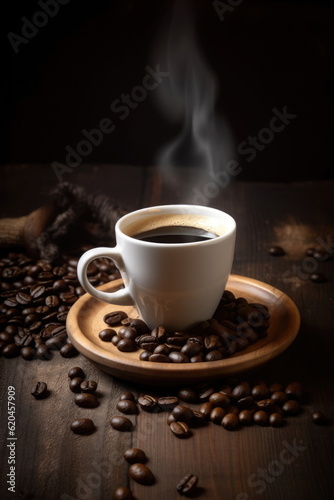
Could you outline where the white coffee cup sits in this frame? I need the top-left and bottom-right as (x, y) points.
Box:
(77, 204), (236, 331)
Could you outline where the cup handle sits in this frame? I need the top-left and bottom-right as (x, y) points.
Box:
(77, 247), (134, 305)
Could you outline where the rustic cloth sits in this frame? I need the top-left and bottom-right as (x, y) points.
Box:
(36, 182), (127, 261)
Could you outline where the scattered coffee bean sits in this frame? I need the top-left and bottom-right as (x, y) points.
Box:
(310, 272), (327, 283)
(110, 416), (132, 431)
(68, 367), (85, 379)
(253, 411), (269, 426)
(158, 396), (179, 411)
(60, 343), (78, 358)
(176, 473), (198, 495)
(120, 392), (136, 402)
(171, 405), (194, 424)
(271, 391), (288, 405)
(239, 410), (254, 426)
(124, 448), (147, 464)
(117, 338), (137, 352)
(70, 418), (95, 435)
(178, 388), (198, 404)
(312, 411), (329, 425)
(74, 393), (99, 408)
(283, 400), (301, 415)
(69, 377), (84, 393)
(170, 421), (191, 438)
(20, 346), (35, 360)
(285, 382), (303, 400)
(210, 407), (226, 424)
(31, 381), (48, 399)
(117, 400), (139, 415)
(112, 486), (135, 500)
(269, 246), (285, 256)
(232, 381), (251, 399)
(269, 413), (284, 427)
(128, 463), (155, 485)
(222, 413), (239, 430)
(80, 380), (97, 394)
(199, 402), (214, 419)
(138, 395), (158, 412)
(252, 383), (270, 400)
(2, 343), (20, 358)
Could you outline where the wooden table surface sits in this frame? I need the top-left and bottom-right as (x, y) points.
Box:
(1, 165), (334, 500)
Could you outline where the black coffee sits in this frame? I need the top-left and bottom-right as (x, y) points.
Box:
(133, 225), (218, 244)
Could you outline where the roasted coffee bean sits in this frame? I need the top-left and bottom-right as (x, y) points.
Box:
(282, 400), (301, 415)
(60, 343), (78, 358)
(153, 344), (171, 355)
(190, 353), (204, 362)
(80, 380), (97, 394)
(16, 292), (32, 305)
(104, 311), (128, 325)
(210, 407), (226, 424)
(237, 396), (254, 410)
(285, 382), (303, 400)
(111, 335), (121, 346)
(122, 318), (150, 335)
(139, 350), (151, 361)
(45, 295), (60, 308)
(69, 377), (84, 393)
(45, 336), (66, 350)
(270, 382), (283, 392)
(118, 326), (138, 341)
(75, 393), (99, 408)
(178, 388), (198, 404)
(222, 413), (239, 430)
(312, 411), (329, 425)
(269, 412), (284, 427)
(138, 395), (158, 412)
(35, 305), (49, 315)
(205, 349), (223, 361)
(120, 392), (136, 402)
(239, 410), (254, 426)
(124, 448), (147, 464)
(169, 351), (189, 363)
(117, 400), (139, 415)
(2, 343), (20, 358)
(171, 405), (194, 424)
(59, 291), (77, 305)
(310, 272), (327, 283)
(167, 413), (176, 425)
(117, 338), (137, 352)
(112, 486), (135, 500)
(20, 346), (35, 360)
(110, 416), (132, 431)
(191, 410), (207, 427)
(312, 248), (329, 261)
(232, 381), (251, 399)
(199, 402), (214, 419)
(128, 463), (155, 485)
(169, 421), (191, 438)
(181, 340), (203, 357)
(176, 473), (198, 495)
(68, 366), (85, 379)
(52, 279), (67, 291)
(269, 246), (285, 256)
(198, 386), (216, 402)
(256, 399), (275, 413)
(149, 353), (170, 363)
(151, 325), (166, 341)
(252, 383), (271, 400)
(31, 381), (48, 399)
(70, 418), (95, 435)
(254, 410), (269, 426)
(18, 333), (34, 347)
(209, 392), (230, 408)
(271, 391), (288, 405)
(158, 396), (179, 411)
(0, 331), (13, 343)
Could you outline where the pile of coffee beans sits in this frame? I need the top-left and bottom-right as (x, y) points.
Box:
(99, 291), (270, 363)
(0, 251), (120, 361)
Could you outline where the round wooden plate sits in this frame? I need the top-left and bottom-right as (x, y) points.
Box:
(66, 275), (300, 386)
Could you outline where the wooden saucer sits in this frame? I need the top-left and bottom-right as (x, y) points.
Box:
(66, 275), (300, 386)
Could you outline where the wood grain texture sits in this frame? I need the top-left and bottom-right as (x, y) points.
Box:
(0, 165), (334, 500)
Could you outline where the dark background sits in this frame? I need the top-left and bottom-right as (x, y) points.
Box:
(1, 0), (334, 182)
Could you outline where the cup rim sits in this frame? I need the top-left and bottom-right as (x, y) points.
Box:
(115, 204), (236, 247)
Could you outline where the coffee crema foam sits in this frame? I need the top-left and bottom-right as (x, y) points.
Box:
(123, 214), (227, 238)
